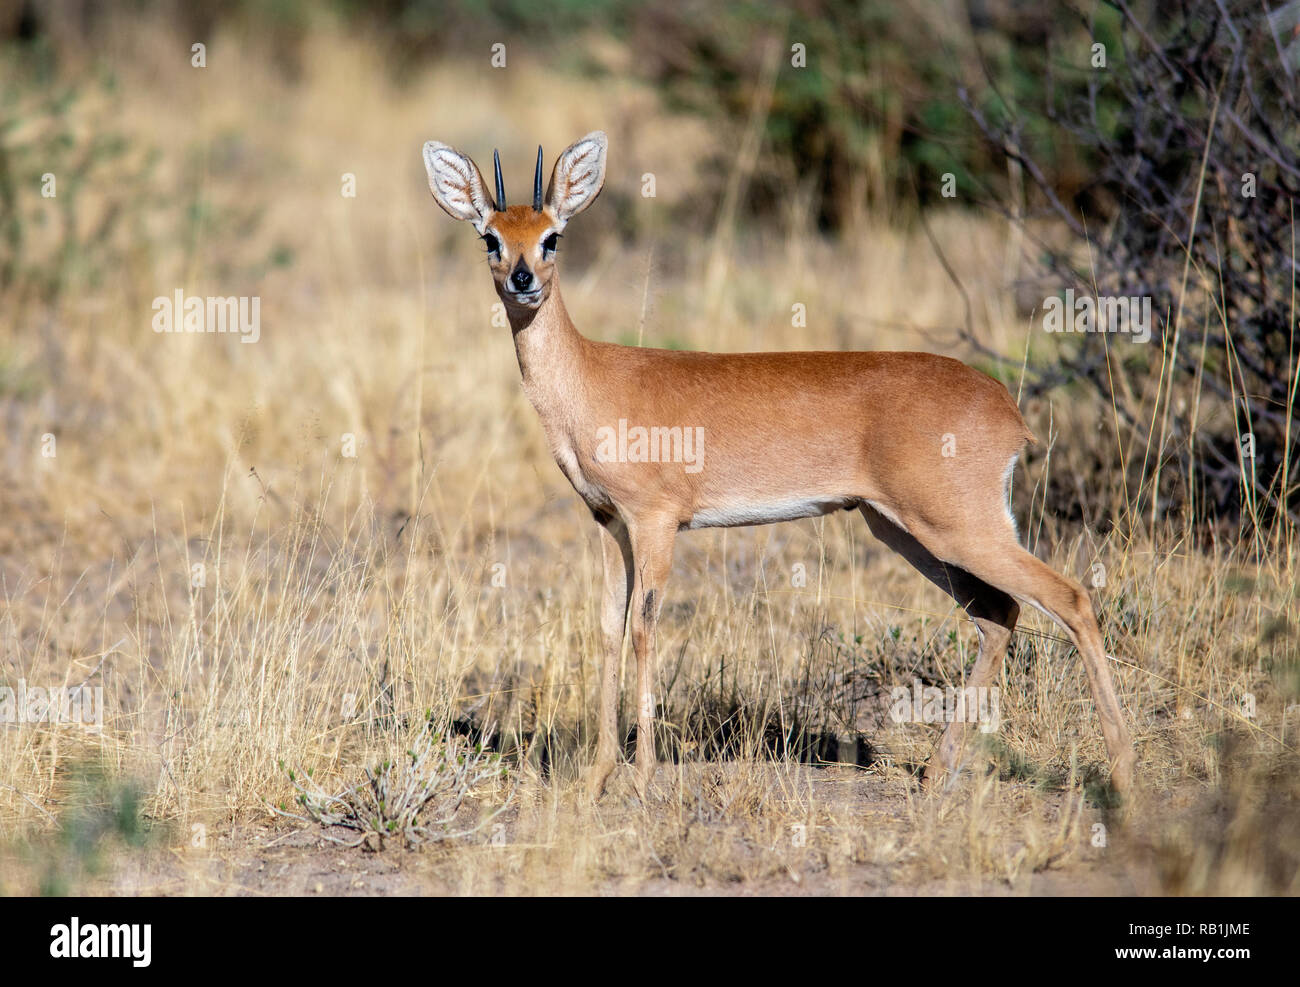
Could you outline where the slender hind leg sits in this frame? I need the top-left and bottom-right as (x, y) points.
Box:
(860, 507), (1017, 788)
(928, 587), (1018, 789)
(950, 544), (1134, 794)
(862, 505), (1133, 794)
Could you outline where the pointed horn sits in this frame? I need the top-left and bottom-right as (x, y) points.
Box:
(533, 146), (544, 211)
(493, 149), (506, 209)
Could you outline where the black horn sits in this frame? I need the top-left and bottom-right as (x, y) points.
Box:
(533, 146), (544, 210)
(493, 149), (506, 209)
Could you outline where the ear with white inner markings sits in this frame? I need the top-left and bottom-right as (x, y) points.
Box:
(545, 131), (607, 228)
(422, 141), (495, 232)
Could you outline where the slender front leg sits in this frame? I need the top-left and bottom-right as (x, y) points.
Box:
(588, 520), (633, 801)
(626, 515), (677, 799)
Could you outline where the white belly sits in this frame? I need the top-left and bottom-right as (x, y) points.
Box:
(688, 496), (854, 530)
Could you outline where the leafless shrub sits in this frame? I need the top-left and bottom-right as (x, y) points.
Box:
(275, 730), (510, 850)
(964, 0), (1300, 530)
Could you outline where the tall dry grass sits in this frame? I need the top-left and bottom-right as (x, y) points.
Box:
(0, 21), (1295, 894)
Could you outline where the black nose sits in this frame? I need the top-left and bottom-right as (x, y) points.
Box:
(510, 265), (534, 292)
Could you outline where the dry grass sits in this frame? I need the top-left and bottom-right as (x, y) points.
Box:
(0, 21), (1296, 896)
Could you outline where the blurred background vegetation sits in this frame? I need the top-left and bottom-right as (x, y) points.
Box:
(2, 0), (1119, 229)
(5, 0), (1296, 533)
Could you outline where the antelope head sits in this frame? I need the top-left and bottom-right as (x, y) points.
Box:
(421, 131), (607, 313)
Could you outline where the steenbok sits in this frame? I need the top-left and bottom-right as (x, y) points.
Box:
(421, 131), (1134, 801)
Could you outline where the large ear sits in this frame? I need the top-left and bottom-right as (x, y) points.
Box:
(545, 131), (607, 226)
(422, 141), (495, 231)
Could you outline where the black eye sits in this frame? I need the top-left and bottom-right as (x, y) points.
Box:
(542, 232), (559, 255)
(482, 233), (500, 255)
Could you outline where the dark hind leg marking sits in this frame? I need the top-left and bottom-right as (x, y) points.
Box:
(859, 506), (1018, 787)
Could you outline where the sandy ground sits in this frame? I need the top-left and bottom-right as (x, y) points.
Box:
(76, 765), (1150, 897)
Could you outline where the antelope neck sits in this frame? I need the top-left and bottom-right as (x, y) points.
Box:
(507, 282), (589, 412)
